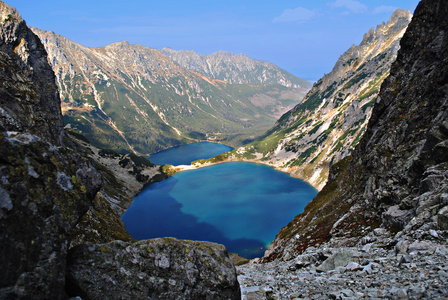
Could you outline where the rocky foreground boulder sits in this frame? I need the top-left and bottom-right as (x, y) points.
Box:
(0, 2), (240, 299)
(67, 238), (240, 300)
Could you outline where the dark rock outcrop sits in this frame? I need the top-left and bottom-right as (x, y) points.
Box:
(264, 0), (448, 261)
(67, 238), (240, 300)
(0, 3), (62, 144)
(0, 3), (101, 298)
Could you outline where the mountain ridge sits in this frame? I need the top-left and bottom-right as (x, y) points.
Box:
(160, 47), (312, 88)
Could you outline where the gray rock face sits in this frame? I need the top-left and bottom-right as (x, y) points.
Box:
(382, 205), (413, 229)
(316, 249), (355, 272)
(67, 238), (240, 300)
(263, 0), (448, 263)
(438, 206), (448, 230)
(0, 3), (102, 298)
(0, 2), (63, 144)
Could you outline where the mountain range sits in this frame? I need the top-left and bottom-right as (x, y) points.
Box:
(160, 48), (310, 88)
(31, 28), (311, 155)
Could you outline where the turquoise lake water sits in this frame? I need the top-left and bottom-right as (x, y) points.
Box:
(122, 142), (317, 258)
(149, 141), (233, 166)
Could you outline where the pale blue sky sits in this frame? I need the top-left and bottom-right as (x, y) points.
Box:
(10, 0), (420, 81)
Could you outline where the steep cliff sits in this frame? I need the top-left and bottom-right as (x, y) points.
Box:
(31, 28), (311, 154)
(64, 134), (164, 248)
(263, 0), (448, 263)
(0, 4), (101, 298)
(223, 9), (412, 190)
(0, 4), (63, 142)
(0, 2), (240, 299)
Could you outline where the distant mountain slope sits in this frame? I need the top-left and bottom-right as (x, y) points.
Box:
(226, 9), (412, 190)
(160, 48), (312, 88)
(31, 28), (311, 155)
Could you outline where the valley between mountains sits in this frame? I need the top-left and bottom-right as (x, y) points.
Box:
(31, 27), (311, 155)
(191, 9), (413, 191)
(1, 0), (448, 299)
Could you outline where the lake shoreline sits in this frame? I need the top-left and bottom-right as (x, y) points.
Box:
(148, 140), (320, 192)
(172, 157), (319, 192)
(123, 159), (317, 259)
(148, 139), (233, 156)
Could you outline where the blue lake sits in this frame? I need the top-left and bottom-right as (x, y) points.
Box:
(149, 141), (233, 166)
(122, 143), (317, 259)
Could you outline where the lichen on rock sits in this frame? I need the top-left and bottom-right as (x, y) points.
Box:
(66, 238), (241, 300)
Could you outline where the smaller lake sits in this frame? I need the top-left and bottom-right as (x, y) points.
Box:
(123, 152), (317, 258)
(149, 141), (233, 166)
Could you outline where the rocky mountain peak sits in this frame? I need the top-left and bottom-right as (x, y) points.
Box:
(324, 9), (410, 87)
(160, 47), (312, 88)
(212, 50), (235, 57)
(0, 1), (21, 23)
(106, 40), (132, 49)
(387, 8), (412, 27)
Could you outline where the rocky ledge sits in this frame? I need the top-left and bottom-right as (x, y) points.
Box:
(238, 230), (448, 299)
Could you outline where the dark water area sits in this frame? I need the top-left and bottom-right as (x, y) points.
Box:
(122, 159), (317, 259)
(148, 141), (233, 166)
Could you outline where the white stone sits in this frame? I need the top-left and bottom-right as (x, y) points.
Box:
(341, 289), (354, 297)
(345, 262), (363, 271)
(362, 243), (373, 252)
(429, 229), (439, 238)
(397, 289), (408, 299)
(395, 239), (410, 254)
